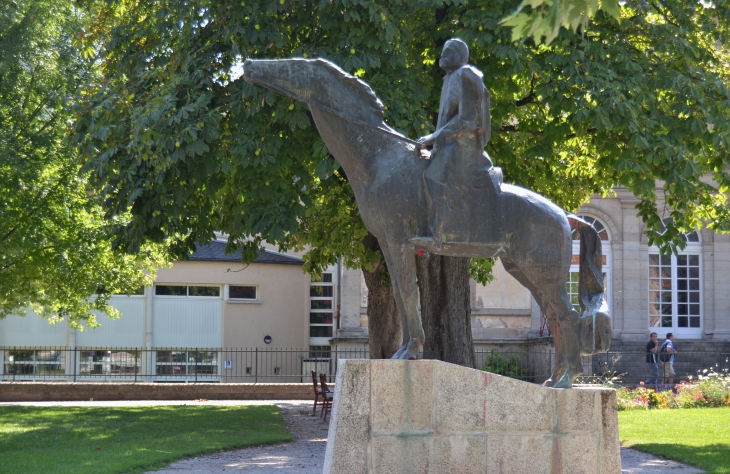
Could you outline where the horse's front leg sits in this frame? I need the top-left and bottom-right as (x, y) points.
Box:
(382, 242), (424, 360)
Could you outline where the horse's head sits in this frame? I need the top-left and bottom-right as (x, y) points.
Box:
(242, 58), (385, 126)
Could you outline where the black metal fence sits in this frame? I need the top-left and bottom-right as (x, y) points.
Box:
(0, 346), (557, 384)
(0, 347), (367, 383)
(585, 350), (730, 386)
(3, 346), (724, 386)
(474, 347), (555, 383)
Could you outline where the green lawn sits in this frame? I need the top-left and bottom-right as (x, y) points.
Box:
(0, 405), (292, 474)
(619, 407), (730, 473)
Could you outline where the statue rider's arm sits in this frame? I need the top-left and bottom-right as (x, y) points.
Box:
(418, 71), (480, 147)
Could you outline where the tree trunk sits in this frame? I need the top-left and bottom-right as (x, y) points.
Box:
(417, 254), (475, 368)
(361, 232), (403, 359)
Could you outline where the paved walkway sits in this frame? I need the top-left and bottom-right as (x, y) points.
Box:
(1, 400), (704, 473)
(146, 401), (327, 473)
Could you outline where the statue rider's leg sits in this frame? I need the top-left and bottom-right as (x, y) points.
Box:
(411, 145), (498, 250)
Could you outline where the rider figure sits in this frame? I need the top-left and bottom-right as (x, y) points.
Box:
(411, 38), (500, 251)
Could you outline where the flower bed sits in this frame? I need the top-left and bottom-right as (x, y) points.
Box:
(616, 368), (730, 411)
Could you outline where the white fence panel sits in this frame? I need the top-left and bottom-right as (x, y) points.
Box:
(76, 296), (146, 348)
(0, 310), (67, 347)
(152, 298), (221, 348)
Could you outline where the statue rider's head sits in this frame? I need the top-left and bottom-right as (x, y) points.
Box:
(439, 39), (469, 72)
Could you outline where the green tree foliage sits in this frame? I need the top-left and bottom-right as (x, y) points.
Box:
(0, 0), (169, 328)
(503, 0), (621, 44)
(73, 0), (730, 276)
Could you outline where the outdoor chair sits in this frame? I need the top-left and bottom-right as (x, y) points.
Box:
(319, 372), (333, 421)
(311, 370), (333, 416)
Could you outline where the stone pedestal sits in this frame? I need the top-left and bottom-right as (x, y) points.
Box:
(323, 359), (620, 474)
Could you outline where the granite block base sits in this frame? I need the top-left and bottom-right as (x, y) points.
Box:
(323, 359), (620, 474)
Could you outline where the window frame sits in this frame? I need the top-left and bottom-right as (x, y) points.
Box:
(154, 284), (222, 299)
(647, 219), (703, 337)
(226, 284), (260, 303)
(2, 349), (66, 380)
(648, 246), (703, 337)
(77, 349), (141, 380)
(153, 349), (220, 382)
(310, 272), (335, 343)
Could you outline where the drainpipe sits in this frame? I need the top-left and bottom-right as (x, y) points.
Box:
(336, 258), (342, 333)
(68, 322), (76, 382)
(145, 285), (153, 382)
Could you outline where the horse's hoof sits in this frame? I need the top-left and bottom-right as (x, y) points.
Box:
(390, 339), (420, 360)
(551, 372), (574, 389)
(391, 342), (409, 360)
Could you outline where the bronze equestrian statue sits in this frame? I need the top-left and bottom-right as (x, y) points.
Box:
(243, 39), (611, 388)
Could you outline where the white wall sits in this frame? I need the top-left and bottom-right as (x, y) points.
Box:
(77, 296), (146, 347)
(0, 310), (67, 347)
(152, 298), (222, 348)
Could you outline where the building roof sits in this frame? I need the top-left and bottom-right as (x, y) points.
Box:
(188, 240), (304, 266)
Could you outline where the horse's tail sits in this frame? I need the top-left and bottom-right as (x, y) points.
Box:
(569, 214), (612, 355)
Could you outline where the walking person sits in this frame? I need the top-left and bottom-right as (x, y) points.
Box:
(659, 333), (677, 385)
(645, 332), (659, 385)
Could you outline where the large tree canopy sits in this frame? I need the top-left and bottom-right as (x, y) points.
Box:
(504, 0), (621, 44)
(74, 0), (730, 265)
(0, 0), (169, 328)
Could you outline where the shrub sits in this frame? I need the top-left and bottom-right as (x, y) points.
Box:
(479, 351), (528, 379)
(616, 367), (730, 411)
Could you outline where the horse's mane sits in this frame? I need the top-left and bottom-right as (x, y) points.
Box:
(311, 59), (384, 121)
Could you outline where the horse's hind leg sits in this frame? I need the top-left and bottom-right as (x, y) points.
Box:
(381, 242), (424, 359)
(501, 258), (581, 387)
(540, 285), (583, 388)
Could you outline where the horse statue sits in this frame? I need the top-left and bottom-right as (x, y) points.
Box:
(243, 57), (611, 388)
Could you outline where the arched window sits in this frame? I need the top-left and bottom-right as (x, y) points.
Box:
(648, 219), (702, 336)
(567, 215), (611, 314)
(570, 215), (609, 241)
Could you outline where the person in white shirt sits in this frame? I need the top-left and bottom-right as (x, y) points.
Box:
(660, 332), (677, 384)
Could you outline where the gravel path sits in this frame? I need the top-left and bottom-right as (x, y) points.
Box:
(1, 399), (704, 473)
(620, 447), (704, 473)
(146, 401), (328, 474)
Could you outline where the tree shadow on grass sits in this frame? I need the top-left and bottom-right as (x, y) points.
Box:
(0, 406), (292, 474)
(629, 443), (730, 473)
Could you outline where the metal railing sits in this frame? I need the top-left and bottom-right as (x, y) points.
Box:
(3, 346), (723, 386)
(474, 347), (555, 383)
(586, 350), (730, 386)
(0, 347), (369, 383)
(0, 346), (557, 384)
